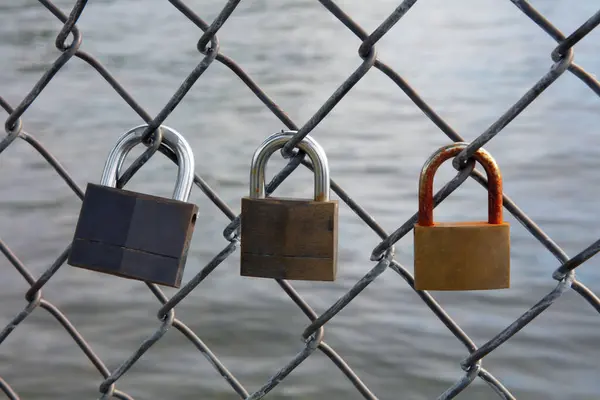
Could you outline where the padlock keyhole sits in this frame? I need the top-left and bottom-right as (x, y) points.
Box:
(190, 213), (197, 225)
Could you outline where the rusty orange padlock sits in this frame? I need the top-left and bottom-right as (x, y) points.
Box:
(413, 142), (510, 291)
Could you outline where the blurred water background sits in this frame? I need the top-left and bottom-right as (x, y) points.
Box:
(1, 0), (600, 399)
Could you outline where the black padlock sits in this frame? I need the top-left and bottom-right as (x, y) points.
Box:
(67, 124), (198, 288)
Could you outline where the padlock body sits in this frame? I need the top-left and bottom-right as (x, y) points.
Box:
(68, 183), (198, 288)
(240, 197), (338, 281)
(414, 221), (510, 291)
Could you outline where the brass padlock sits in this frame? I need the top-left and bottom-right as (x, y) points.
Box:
(413, 142), (510, 291)
(68, 124), (198, 288)
(240, 131), (338, 281)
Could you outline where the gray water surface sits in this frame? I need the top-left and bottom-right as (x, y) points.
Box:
(1, 1), (600, 399)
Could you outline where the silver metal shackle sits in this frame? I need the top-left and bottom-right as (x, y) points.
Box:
(249, 130), (330, 201)
(100, 124), (195, 202)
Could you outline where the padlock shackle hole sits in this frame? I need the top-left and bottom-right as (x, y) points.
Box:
(418, 142), (503, 226)
(248, 131), (330, 201)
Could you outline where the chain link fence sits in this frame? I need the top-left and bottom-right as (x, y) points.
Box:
(1, 0), (600, 399)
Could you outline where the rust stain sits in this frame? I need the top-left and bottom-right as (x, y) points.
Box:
(417, 144), (503, 227)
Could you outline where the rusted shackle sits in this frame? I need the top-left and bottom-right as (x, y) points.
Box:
(418, 142), (503, 226)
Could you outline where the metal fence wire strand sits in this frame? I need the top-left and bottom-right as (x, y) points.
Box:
(1, 0), (600, 399)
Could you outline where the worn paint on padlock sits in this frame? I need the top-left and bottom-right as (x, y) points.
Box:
(68, 124), (198, 288)
(240, 131), (338, 281)
(413, 142), (510, 291)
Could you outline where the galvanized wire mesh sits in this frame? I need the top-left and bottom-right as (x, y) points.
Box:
(1, 0), (600, 399)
